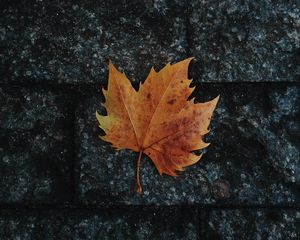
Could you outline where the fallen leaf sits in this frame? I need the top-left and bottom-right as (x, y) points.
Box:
(96, 58), (219, 193)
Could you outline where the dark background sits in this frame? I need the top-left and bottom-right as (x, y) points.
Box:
(0, 0), (299, 239)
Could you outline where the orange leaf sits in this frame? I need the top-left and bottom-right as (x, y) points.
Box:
(96, 58), (219, 193)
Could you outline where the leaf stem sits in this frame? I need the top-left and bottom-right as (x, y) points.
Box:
(136, 150), (143, 194)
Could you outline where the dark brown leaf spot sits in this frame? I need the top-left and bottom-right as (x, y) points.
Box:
(147, 93), (151, 99)
(167, 99), (176, 105)
(182, 117), (189, 124)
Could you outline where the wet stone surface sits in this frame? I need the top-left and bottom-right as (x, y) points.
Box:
(0, 0), (187, 85)
(205, 209), (300, 239)
(0, 208), (198, 240)
(188, 0), (300, 82)
(0, 87), (73, 204)
(77, 83), (300, 205)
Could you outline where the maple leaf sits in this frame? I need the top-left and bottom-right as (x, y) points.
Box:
(96, 58), (219, 193)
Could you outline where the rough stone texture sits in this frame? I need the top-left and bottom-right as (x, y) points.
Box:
(188, 0), (300, 82)
(0, 0), (187, 85)
(77, 83), (300, 205)
(1, 0), (300, 238)
(0, 208), (198, 239)
(205, 209), (300, 239)
(0, 87), (73, 204)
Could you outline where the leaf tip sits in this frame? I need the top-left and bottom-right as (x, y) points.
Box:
(215, 94), (220, 102)
(186, 56), (194, 63)
(108, 59), (118, 72)
(99, 134), (106, 141)
(208, 95), (220, 110)
(96, 111), (101, 122)
(150, 66), (156, 73)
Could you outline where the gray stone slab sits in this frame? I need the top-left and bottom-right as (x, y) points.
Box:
(0, 0), (187, 85)
(188, 0), (300, 82)
(205, 209), (300, 239)
(76, 83), (300, 205)
(0, 208), (199, 240)
(0, 87), (73, 204)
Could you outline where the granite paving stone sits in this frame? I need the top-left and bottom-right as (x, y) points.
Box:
(188, 0), (300, 82)
(0, 208), (199, 239)
(0, 0), (187, 85)
(204, 209), (300, 239)
(76, 83), (299, 205)
(0, 87), (74, 204)
(1, 0), (300, 237)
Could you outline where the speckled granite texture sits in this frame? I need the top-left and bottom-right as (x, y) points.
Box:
(0, 0), (187, 84)
(188, 0), (300, 83)
(0, 87), (74, 204)
(77, 84), (300, 205)
(204, 209), (300, 239)
(0, 0), (299, 239)
(0, 208), (199, 240)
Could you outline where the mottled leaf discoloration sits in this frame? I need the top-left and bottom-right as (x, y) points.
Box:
(96, 58), (219, 193)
